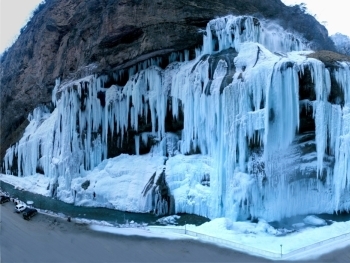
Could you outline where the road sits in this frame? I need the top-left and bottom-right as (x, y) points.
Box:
(1, 201), (349, 263)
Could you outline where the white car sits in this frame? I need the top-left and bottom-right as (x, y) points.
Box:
(15, 203), (27, 213)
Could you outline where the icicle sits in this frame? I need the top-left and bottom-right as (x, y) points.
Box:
(52, 78), (60, 106)
(4, 15), (350, 222)
(264, 60), (300, 156)
(202, 15), (305, 56)
(141, 132), (149, 146)
(332, 62), (350, 209)
(135, 135), (140, 155)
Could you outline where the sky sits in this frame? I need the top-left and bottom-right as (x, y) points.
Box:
(0, 0), (43, 54)
(0, 0), (350, 54)
(281, 0), (350, 36)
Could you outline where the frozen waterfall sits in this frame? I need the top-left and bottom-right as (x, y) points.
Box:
(2, 15), (350, 221)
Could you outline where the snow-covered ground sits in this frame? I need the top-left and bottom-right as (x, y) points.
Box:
(1, 173), (350, 260)
(0, 152), (210, 215)
(0, 173), (51, 196)
(89, 215), (350, 260)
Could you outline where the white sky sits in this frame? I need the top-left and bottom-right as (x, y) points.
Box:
(0, 0), (43, 54)
(281, 0), (350, 36)
(0, 0), (349, 54)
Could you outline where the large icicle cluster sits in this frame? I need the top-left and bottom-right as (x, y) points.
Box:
(202, 15), (305, 54)
(3, 15), (350, 221)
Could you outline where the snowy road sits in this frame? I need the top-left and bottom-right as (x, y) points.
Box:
(1, 201), (350, 263)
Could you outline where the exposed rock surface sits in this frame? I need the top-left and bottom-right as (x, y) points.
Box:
(308, 50), (350, 65)
(0, 0), (338, 159)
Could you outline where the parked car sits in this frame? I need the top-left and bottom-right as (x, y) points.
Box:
(15, 203), (27, 213)
(22, 208), (38, 220)
(0, 195), (10, 204)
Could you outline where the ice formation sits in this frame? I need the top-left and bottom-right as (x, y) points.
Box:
(2, 15), (350, 221)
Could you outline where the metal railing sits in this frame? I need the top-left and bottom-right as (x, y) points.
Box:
(148, 225), (350, 259)
(282, 231), (350, 258)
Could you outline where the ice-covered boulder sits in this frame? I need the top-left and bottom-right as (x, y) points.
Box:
(303, 215), (327, 226)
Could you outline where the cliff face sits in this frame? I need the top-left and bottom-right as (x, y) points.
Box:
(0, 0), (336, 158)
(2, 3), (350, 221)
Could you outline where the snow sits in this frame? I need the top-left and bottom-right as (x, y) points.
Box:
(89, 216), (350, 260)
(1, 12), (350, 261)
(1, 176), (350, 260)
(303, 215), (327, 226)
(90, 224), (195, 240)
(1, 154), (166, 213)
(2, 14), (350, 223)
(148, 217), (350, 260)
(68, 154), (166, 213)
(0, 173), (50, 196)
(165, 154), (213, 217)
(156, 215), (181, 225)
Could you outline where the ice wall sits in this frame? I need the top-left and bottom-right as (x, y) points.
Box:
(202, 15), (305, 55)
(3, 15), (350, 221)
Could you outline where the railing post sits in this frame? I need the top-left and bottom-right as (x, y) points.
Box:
(280, 244), (282, 258)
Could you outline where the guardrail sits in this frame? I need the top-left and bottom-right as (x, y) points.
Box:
(148, 225), (350, 259)
(3, 186), (349, 259)
(148, 226), (281, 258)
(283, 231), (350, 258)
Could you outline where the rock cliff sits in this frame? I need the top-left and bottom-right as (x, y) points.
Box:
(0, 0), (337, 159)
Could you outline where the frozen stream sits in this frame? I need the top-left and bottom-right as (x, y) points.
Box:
(0, 180), (209, 226)
(2, 179), (349, 229)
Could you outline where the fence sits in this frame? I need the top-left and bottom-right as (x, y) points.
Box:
(282, 231), (350, 259)
(148, 225), (350, 260)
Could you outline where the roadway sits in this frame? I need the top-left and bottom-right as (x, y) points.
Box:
(1, 201), (349, 263)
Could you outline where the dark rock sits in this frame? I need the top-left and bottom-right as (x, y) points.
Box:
(99, 26), (144, 48)
(141, 169), (172, 215)
(81, 180), (90, 190)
